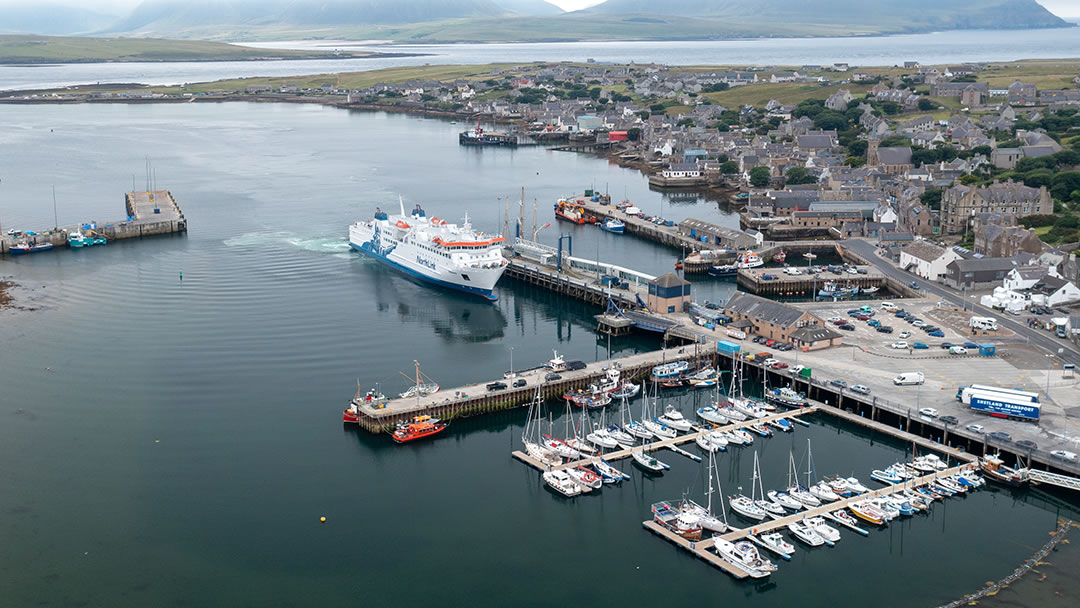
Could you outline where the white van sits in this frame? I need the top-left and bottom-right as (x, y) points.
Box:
(784, 267), (801, 275)
(969, 316), (998, 331)
(893, 372), (925, 386)
(880, 302), (898, 312)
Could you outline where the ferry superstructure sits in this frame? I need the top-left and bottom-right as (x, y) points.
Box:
(349, 201), (508, 301)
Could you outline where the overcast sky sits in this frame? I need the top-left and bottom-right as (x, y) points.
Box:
(1, 0), (1075, 18)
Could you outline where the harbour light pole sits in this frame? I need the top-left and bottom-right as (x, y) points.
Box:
(509, 346), (515, 377)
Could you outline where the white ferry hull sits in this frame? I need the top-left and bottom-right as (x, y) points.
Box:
(349, 220), (505, 301)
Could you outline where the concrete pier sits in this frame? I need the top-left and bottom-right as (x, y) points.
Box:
(0, 189), (187, 255)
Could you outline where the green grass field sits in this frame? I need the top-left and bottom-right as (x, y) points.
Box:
(0, 34), (364, 64)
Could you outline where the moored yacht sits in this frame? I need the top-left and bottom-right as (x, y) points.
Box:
(712, 538), (777, 579)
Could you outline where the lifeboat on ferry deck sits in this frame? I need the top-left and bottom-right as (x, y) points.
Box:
(395, 219), (410, 229)
(430, 217), (447, 225)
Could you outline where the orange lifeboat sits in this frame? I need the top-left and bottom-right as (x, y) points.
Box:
(395, 219), (410, 229)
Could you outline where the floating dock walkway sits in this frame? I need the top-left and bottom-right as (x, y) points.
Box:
(0, 190), (187, 255)
(512, 408), (817, 472)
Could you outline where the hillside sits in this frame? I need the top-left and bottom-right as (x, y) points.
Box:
(0, 34), (374, 64)
(493, 0), (564, 16)
(0, 3), (119, 35)
(110, 0), (506, 35)
(586, 0), (1070, 29)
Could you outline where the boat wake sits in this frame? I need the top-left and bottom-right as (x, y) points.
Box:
(224, 231), (351, 254)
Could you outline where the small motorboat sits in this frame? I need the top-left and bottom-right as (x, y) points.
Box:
(867, 498), (900, 521)
(697, 405), (729, 425)
(748, 422), (772, 437)
(830, 509), (861, 529)
(659, 405), (693, 432)
(730, 428), (755, 446)
(633, 449), (669, 473)
(708, 263), (738, 277)
(706, 430), (730, 450)
(806, 516), (841, 543)
(787, 520), (825, 546)
(713, 538), (777, 579)
(756, 532), (796, 557)
(9, 241), (54, 255)
(610, 383), (641, 399)
(543, 470), (581, 497)
(808, 481), (840, 502)
(871, 468), (903, 484)
(768, 418), (793, 433)
(848, 502), (886, 526)
(592, 459), (628, 483)
(567, 465), (603, 491)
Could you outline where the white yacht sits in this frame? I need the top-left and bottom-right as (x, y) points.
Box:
(713, 538), (777, 578)
(543, 470), (581, 497)
(787, 520), (825, 546)
(806, 516), (841, 543)
(658, 404), (693, 432)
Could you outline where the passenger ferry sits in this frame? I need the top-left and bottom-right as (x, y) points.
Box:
(349, 201), (508, 301)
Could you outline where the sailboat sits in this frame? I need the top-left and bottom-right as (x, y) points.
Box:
(592, 458), (629, 484)
(566, 465), (602, 491)
(729, 460), (768, 522)
(522, 386), (561, 467)
(684, 450), (729, 533)
(564, 402), (598, 456)
(586, 404), (620, 450)
(785, 449), (820, 507)
(643, 384), (677, 439)
(607, 396), (638, 447)
(398, 360), (440, 398)
(804, 440), (840, 502)
(632, 446), (670, 473)
(541, 413), (582, 460)
(749, 453), (786, 518)
(623, 386), (654, 441)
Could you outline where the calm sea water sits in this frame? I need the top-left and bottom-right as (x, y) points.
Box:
(2, 28), (1079, 91)
(0, 103), (1076, 607)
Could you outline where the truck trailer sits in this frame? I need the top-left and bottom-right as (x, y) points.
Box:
(960, 387), (1040, 421)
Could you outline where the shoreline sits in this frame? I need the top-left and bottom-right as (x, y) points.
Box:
(0, 51), (431, 66)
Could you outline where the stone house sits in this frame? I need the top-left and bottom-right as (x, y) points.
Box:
(973, 224), (1044, 258)
(899, 241), (961, 281)
(939, 181), (1053, 234)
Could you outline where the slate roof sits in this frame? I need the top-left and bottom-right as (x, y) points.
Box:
(903, 241), (947, 263)
(651, 272), (690, 288)
(724, 292), (806, 328)
(790, 325), (842, 343)
(877, 147), (913, 165)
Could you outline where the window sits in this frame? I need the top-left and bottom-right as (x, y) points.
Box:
(668, 306), (676, 313)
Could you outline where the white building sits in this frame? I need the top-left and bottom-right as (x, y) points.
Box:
(899, 241), (962, 281)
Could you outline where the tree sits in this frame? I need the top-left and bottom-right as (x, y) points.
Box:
(677, 118), (695, 128)
(635, 110), (650, 121)
(959, 174), (980, 185)
(715, 153), (729, 163)
(1051, 172), (1080, 201)
(649, 103), (666, 114)
(917, 98), (935, 111)
(847, 139), (868, 157)
(879, 136), (910, 147)
(971, 145), (993, 157)
(920, 189), (943, 210)
(813, 111), (849, 131)
(844, 156), (866, 168)
(784, 166), (817, 185)
(626, 128), (641, 141)
(749, 166), (771, 188)
(880, 101), (901, 115)
(718, 160), (739, 175)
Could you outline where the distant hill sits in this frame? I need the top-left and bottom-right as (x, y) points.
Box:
(0, 3), (120, 35)
(111, 0), (506, 35)
(492, 0), (565, 16)
(584, 0), (1070, 29)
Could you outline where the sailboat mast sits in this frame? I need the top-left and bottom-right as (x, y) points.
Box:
(806, 439), (813, 487)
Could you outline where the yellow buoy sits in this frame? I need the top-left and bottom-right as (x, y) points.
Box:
(320, 516), (327, 523)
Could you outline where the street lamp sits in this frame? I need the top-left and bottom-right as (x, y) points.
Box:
(1046, 353), (1054, 395)
(509, 346), (515, 378)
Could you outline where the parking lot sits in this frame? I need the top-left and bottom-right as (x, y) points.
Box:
(756, 298), (1080, 467)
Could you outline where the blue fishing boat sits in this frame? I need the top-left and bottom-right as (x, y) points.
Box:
(599, 218), (625, 233)
(9, 241), (54, 255)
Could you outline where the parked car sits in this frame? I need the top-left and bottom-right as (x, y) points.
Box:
(910, 281), (920, 289)
(940, 415), (959, 425)
(1056, 327), (1068, 339)
(927, 330), (945, 338)
(987, 431), (1012, 442)
(895, 310), (909, 318)
(898, 331), (911, 339)
(913, 342), (929, 349)
(919, 407), (938, 418)
(847, 310), (861, 317)
(1015, 439), (1038, 451)
(891, 341), (909, 349)
(965, 424), (985, 434)
(763, 358), (778, 367)
(921, 325), (939, 333)
(949, 346), (968, 355)
(868, 319), (881, 327)
(912, 320), (927, 328)
(770, 361), (789, 370)
(962, 341), (978, 349)
(850, 384), (871, 395)
(765, 339), (775, 347)
(828, 316), (843, 323)
(837, 324), (855, 331)
(829, 379), (848, 388)
(776, 343), (793, 351)
(880, 302), (898, 311)
(940, 342), (955, 349)
(832, 319), (848, 326)
(876, 326), (893, 333)
(856, 314), (871, 321)
(486, 381), (508, 391)
(1051, 450), (1078, 462)
(752, 335), (765, 343)
(544, 372), (562, 381)
(513, 379), (527, 388)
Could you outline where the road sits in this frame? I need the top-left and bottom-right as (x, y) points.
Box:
(841, 239), (1080, 363)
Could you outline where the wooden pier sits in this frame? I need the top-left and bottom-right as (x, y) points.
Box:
(511, 408), (818, 472)
(503, 255), (647, 308)
(345, 348), (698, 433)
(642, 520), (750, 579)
(0, 189), (187, 255)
